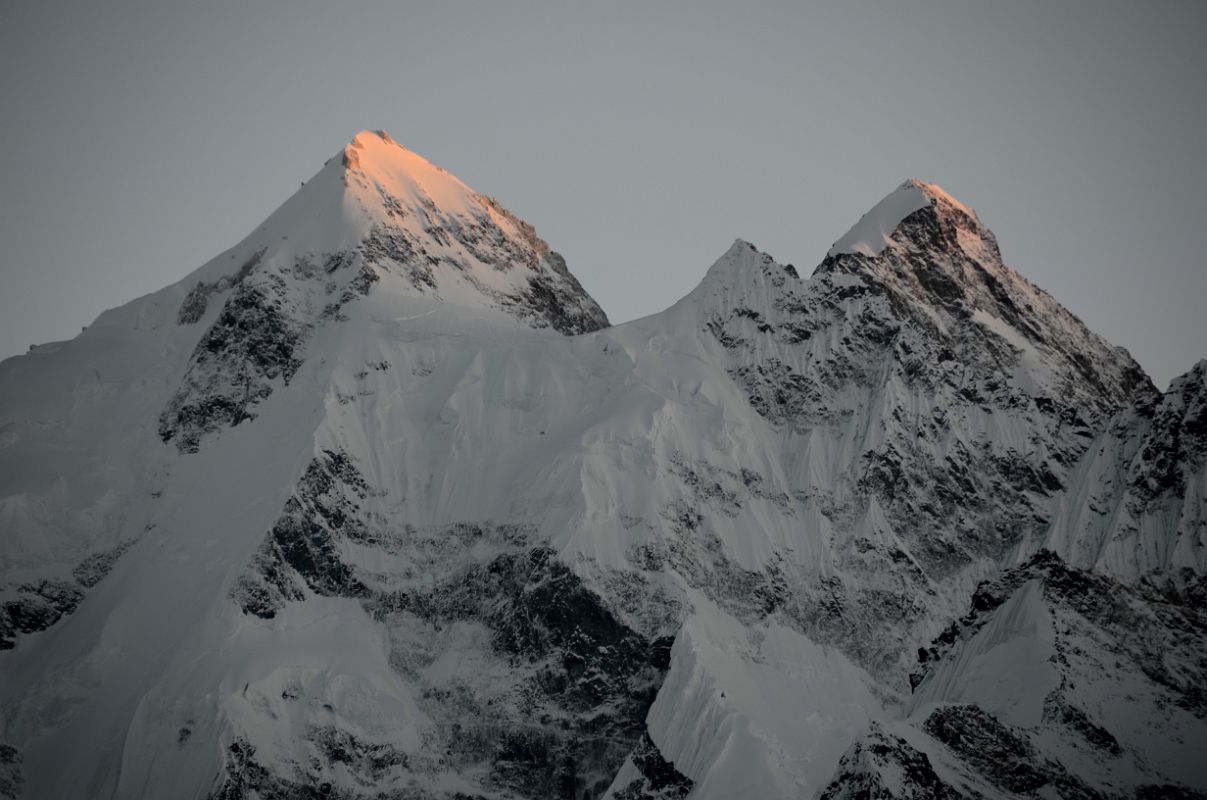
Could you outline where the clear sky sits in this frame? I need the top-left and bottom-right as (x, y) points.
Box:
(1, 1), (1204, 389)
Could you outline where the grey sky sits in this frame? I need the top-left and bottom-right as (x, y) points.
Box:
(1, 1), (1204, 389)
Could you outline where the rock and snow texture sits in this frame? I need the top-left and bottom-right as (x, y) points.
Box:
(157, 130), (608, 453)
(0, 138), (1204, 800)
(909, 553), (1207, 793)
(828, 179), (931, 258)
(1039, 359), (1207, 578)
(824, 552), (1207, 798)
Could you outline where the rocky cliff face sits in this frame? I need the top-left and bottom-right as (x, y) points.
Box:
(825, 551), (1207, 798)
(687, 181), (1161, 683)
(1040, 359), (1207, 578)
(0, 142), (1202, 799)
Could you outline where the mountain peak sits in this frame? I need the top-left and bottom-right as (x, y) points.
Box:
(1168, 358), (1207, 406)
(816, 179), (1156, 413)
(154, 131), (609, 451)
(903, 177), (978, 219)
(341, 129), (399, 169)
(686, 238), (800, 309)
(827, 178), (981, 259)
(346, 127), (392, 150)
(336, 129), (486, 221)
(174, 131), (607, 337)
(338, 129), (453, 185)
(265, 130), (606, 334)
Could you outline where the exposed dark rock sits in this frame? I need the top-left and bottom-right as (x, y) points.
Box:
(361, 226), (434, 291)
(612, 733), (692, 800)
(905, 550), (1207, 798)
(817, 192), (1156, 414)
(1043, 694), (1121, 756)
(72, 539), (135, 588)
(822, 707), (1109, 800)
(500, 258), (611, 335)
(953, 551), (1207, 718)
(819, 726), (968, 800)
(923, 705), (1051, 794)
(358, 188), (608, 335)
(230, 450), (673, 799)
(0, 540), (138, 650)
(160, 282), (307, 453)
(0, 744), (22, 800)
(0, 580), (84, 650)
(208, 736), (463, 800)
(389, 546), (673, 798)
(311, 726), (410, 784)
(232, 450), (372, 618)
(705, 188), (1157, 692)
(1126, 362), (1207, 511)
(177, 249), (265, 325)
(730, 358), (818, 423)
(209, 739), (335, 800)
(178, 283), (212, 326)
(636, 498), (796, 626)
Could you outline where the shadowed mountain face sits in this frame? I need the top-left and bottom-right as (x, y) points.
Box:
(0, 136), (1203, 800)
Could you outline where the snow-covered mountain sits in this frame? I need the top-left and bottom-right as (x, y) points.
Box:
(1, 132), (1203, 799)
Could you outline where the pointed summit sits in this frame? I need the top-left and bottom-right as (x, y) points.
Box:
(816, 179), (1155, 413)
(183, 129), (607, 336)
(158, 130), (608, 451)
(337, 130), (486, 221)
(827, 178), (984, 259)
(331, 129), (608, 334)
(827, 179), (930, 258)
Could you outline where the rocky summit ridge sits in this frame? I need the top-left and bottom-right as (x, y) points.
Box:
(0, 133), (1204, 800)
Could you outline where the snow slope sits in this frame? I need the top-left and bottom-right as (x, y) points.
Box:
(1, 135), (1203, 799)
(828, 179), (930, 257)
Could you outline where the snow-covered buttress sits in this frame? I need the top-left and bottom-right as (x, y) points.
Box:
(1, 136), (1203, 800)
